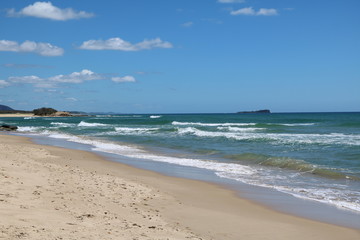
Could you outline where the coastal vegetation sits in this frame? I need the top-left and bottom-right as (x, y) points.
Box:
(33, 107), (57, 116)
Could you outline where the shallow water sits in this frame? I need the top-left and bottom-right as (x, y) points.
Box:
(2, 112), (360, 217)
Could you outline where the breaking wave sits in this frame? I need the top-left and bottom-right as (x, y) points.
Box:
(78, 121), (109, 127)
(177, 127), (360, 146)
(172, 121), (256, 127)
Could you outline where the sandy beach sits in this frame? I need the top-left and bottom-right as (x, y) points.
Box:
(0, 114), (35, 118)
(0, 134), (359, 240)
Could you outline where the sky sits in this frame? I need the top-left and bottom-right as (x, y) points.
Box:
(0, 0), (359, 113)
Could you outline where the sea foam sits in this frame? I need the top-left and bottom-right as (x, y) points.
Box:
(172, 121), (256, 127)
(14, 126), (360, 214)
(51, 122), (76, 127)
(43, 131), (360, 213)
(217, 126), (262, 132)
(78, 121), (108, 127)
(17, 126), (43, 132)
(115, 127), (160, 134)
(177, 127), (360, 146)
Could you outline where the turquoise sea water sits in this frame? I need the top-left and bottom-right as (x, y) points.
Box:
(2, 112), (360, 214)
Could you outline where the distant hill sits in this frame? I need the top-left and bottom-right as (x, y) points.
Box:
(0, 104), (14, 111)
(0, 104), (32, 114)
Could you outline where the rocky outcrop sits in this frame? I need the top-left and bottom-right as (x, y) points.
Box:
(237, 109), (271, 114)
(0, 124), (18, 131)
(33, 107), (57, 116)
(52, 111), (72, 117)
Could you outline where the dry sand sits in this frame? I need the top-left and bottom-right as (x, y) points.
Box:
(0, 114), (35, 118)
(0, 134), (359, 240)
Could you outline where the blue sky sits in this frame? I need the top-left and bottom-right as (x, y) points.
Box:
(0, 0), (359, 113)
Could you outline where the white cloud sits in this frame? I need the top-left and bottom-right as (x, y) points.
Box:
(231, 7), (255, 15)
(218, 0), (245, 3)
(135, 38), (173, 50)
(0, 40), (64, 56)
(7, 1), (94, 21)
(66, 97), (78, 101)
(112, 76), (136, 83)
(257, 8), (278, 16)
(49, 69), (103, 83)
(0, 40), (18, 51)
(181, 21), (194, 27)
(7, 75), (53, 88)
(8, 75), (43, 84)
(231, 7), (278, 16)
(0, 80), (10, 88)
(4, 69), (135, 88)
(79, 37), (173, 51)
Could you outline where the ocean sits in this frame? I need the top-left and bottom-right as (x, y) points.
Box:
(2, 112), (360, 218)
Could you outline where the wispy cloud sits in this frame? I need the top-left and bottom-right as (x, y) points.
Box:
(7, 75), (50, 88)
(8, 75), (43, 84)
(181, 21), (194, 27)
(65, 97), (78, 102)
(257, 8), (278, 16)
(218, 0), (245, 3)
(0, 40), (64, 56)
(7, 1), (94, 21)
(2, 69), (136, 88)
(2, 63), (53, 69)
(231, 7), (278, 16)
(111, 76), (136, 83)
(0, 80), (10, 88)
(79, 37), (173, 51)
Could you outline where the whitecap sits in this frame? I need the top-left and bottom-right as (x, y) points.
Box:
(115, 127), (159, 134)
(177, 127), (360, 146)
(277, 123), (316, 126)
(78, 121), (108, 127)
(172, 121), (256, 127)
(51, 122), (76, 127)
(17, 126), (42, 132)
(217, 127), (263, 132)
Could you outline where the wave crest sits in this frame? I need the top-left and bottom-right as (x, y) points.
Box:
(172, 121), (256, 127)
(78, 121), (108, 127)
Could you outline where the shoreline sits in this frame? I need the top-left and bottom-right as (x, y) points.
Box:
(26, 131), (360, 229)
(0, 113), (35, 118)
(1, 133), (359, 239)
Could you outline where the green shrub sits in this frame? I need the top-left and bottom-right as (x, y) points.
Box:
(33, 107), (57, 116)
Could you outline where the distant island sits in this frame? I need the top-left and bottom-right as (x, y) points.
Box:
(237, 109), (271, 114)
